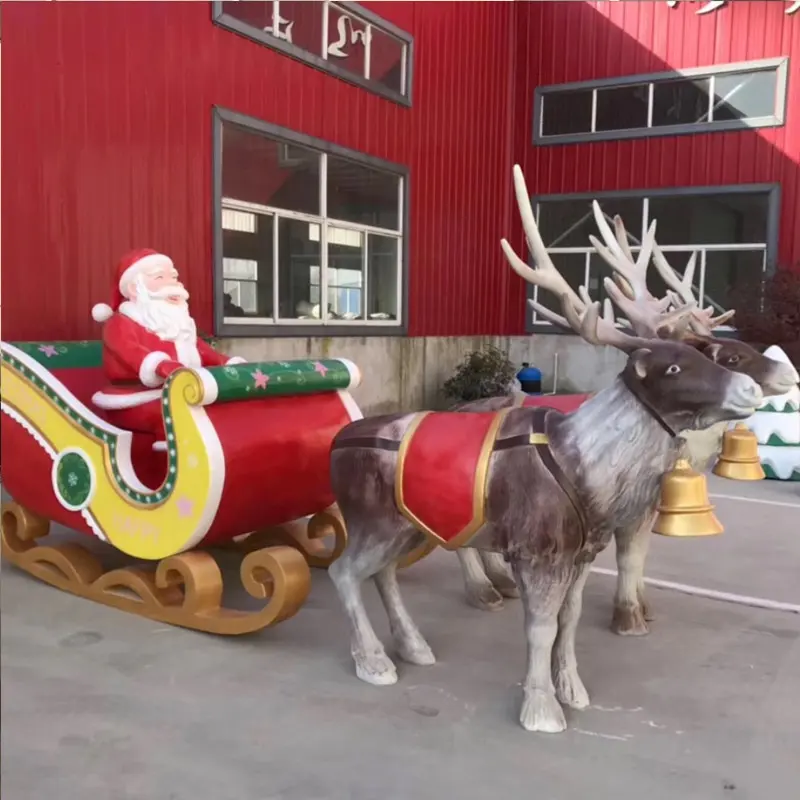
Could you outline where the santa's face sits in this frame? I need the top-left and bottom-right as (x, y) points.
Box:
(125, 269), (195, 342)
(138, 264), (188, 306)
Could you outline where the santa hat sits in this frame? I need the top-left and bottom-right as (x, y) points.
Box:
(91, 249), (175, 323)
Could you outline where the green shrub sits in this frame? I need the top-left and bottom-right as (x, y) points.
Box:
(443, 345), (517, 403)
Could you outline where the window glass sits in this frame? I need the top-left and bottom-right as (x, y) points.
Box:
(326, 226), (365, 320)
(327, 155), (400, 231)
(367, 234), (399, 320)
(651, 77), (711, 127)
(370, 27), (405, 94)
(277, 218), (322, 320)
(216, 1), (410, 101)
(537, 63), (783, 141)
(221, 211), (274, 319)
(713, 70), (777, 121)
(702, 250), (766, 317)
(222, 125), (320, 216)
(219, 118), (404, 328)
(326, 3), (368, 79)
(537, 198), (644, 249)
(541, 89), (593, 137)
(647, 193), (770, 245)
(595, 84), (649, 132)
(220, 1), (272, 30)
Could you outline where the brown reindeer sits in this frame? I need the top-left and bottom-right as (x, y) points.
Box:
(327, 188), (765, 732)
(450, 179), (799, 628)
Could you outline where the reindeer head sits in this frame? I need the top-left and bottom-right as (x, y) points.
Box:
(500, 164), (764, 432)
(561, 300), (764, 433)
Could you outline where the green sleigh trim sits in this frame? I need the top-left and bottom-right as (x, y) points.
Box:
(9, 335), (218, 371)
(210, 359), (355, 402)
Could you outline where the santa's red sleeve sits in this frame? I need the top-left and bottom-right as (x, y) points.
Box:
(103, 314), (183, 387)
(196, 337), (247, 368)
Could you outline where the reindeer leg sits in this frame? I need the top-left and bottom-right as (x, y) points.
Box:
(552, 562), (591, 710)
(479, 550), (520, 599)
(374, 553), (435, 667)
(457, 548), (505, 611)
(512, 558), (572, 733)
(329, 522), (422, 686)
(611, 522), (652, 636)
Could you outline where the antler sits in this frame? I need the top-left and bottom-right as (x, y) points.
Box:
(500, 166), (585, 313)
(650, 243), (736, 335)
(587, 202), (695, 339)
(502, 164), (696, 353)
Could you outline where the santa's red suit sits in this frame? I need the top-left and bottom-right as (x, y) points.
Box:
(90, 249), (245, 442)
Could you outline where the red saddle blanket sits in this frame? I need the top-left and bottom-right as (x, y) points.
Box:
(395, 411), (506, 549)
(517, 393), (590, 413)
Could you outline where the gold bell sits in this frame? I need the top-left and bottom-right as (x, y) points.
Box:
(712, 423), (765, 481)
(652, 458), (724, 537)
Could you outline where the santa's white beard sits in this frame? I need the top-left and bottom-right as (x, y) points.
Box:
(120, 283), (202, 369)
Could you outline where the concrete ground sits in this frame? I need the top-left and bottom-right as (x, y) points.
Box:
(2, 475), (799, 800)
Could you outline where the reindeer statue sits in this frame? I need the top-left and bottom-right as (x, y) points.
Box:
(449, 179), (799, 632)
(325, 165), (766, 734)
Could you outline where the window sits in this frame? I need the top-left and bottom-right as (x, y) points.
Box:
(527, 187), (778, 333)
(214, 108), (406, 334)
(212, 1), (413, 105)
(534, 57), (788, 145)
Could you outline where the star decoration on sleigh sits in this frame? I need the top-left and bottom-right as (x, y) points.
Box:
(252, 369), (269, 390)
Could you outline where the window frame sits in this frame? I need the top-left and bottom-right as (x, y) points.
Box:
(212, 106), (410, 338)
(525, 183), (782, 338)
(211, 0), (414, 107)
(533, 57), (789, 146)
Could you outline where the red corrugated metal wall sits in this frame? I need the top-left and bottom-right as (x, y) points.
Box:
(2, 1), (797, 341)
(517, 0), (800, 266)
(0, 0), (518, 341)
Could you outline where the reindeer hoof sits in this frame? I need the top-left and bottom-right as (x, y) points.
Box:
(466, 583), (505, 612)
(354, 649), (398, 686)
(554, 670), (590, 710)
(519, 689), (567, 733)
(611, 604), (650, 637)
(489, 573), (521, 599)
(397, 637), (436, 666)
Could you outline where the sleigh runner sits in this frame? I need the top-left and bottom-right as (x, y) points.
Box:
(0, 338), (361, 634)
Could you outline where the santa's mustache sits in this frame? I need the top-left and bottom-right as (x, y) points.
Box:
(142, 284), (190, 302)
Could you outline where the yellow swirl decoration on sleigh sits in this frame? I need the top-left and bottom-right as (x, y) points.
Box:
(1, 350), (221, 560)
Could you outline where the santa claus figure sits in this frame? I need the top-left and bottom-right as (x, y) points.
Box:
(91, 249), (246, 441)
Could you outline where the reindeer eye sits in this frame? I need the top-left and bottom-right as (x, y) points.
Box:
(728, 355), (740, 364)
(666, 364), (681, 375)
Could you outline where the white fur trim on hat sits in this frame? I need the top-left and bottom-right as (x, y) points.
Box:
(92, 303), (114, 323)
(139, 351), (172, 388)
(225, 356), (247, 365)
(119, 253), (174, 295)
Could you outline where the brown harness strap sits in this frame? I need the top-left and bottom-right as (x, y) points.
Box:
(333, 436), (401, 452)
(494, 407), (589, 550)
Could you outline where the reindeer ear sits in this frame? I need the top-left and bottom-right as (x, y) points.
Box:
(630, 348), (653, 379)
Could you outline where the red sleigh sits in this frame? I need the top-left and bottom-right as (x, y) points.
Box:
(0, 338), (361, 634)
